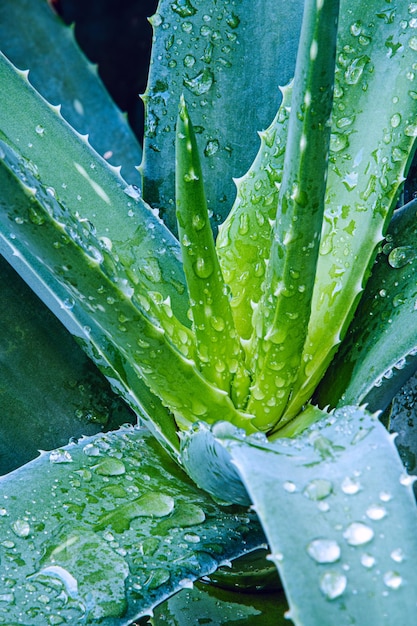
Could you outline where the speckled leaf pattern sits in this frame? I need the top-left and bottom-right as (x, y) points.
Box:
(0, 427), (266, 625)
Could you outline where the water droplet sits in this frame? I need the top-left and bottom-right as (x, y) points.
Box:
(383, 571), (403, 589)
(184, 54), (196, 67)
(171, 0), (197, 17)
(35, 565), (79, 597)
(194, 257), (213, 278)
(391, 548), (405, 563)
(366, 504), (387, 520)
(307, 539), (341, 564)
(343, 522), (374, 546)
(123, 185), (141, 201)
(361, 553), (376, 568)
(184, 532), (201, 543)
(83, 443), (101, 457)
(303, 478), (333, 500)
(341, 476), (361, 495)
(319, 570), (347, 600)
(92, 457), (126, 476)
(192, 214), (206, 231)
(283, 481), (296, 493)
(145, 568), (171, 589)
(344, 56), (368, 84)
(388, 246), (416, 268)
(204, 139), (219, 156)
(330, 132), (349, 153)
(226, 12), (240, 28)
(379, 491), (393, 502)
(184, 68), (214, 96)
(390, 113), (402, 128)
(11, 519), (31, 538)
(400, 472), (415, 486)
(35, 124), (45, 136)
(49, 450), (73, 464)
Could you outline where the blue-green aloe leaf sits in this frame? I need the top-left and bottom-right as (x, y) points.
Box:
(316, 197), (417, 413)
(0, 0), (142, 184)
(0, 255), (135, 475)
(222, 406), (417, 626)
(141, 0), (303, 231)
(0, 426), (266, 625)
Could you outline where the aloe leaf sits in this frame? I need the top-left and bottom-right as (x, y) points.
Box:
(0, 255), (135, 475)
(243, 0), (339, 430)
(141, 0), (303, 231)
(285, 0), (417, 420)
(0, 0), (142, 184)
(151, 579), (289, 625)
(0, 426), (266, 625)
(221, 406), (417, 626)
(316, 197), (417, 413)
(216, 83), (293, 341)
(0, 54), (255, 441)
(175, 96), (249, 404)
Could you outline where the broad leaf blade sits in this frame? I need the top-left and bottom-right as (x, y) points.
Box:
(0, 0), (142, 184)
(141, 0), (303, 231)
(0, 255), (135, 475)
(225, 406), (417, 626)
(0, 427), (266, 625)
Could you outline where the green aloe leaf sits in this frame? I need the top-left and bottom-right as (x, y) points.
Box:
(0, 53), (255, 446)
(244, 0), (339, 430)
(0, 255), (135, 475)
(316, 197), (417, 412)
(175, 96), (249, 405)
(222, 406), (417, 626)
(0, 0), (142, 184)
(285, 0), (417, 420)
(141, 0), (303, 231)
(0, 427), (266, 625)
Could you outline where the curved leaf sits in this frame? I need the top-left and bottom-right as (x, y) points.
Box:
(141, 0), (303, 231)
(0, 0), (143, 184)
(316, 198), (417, 412)
(0, 426), (266, 625)
(224, 406), (417, 626)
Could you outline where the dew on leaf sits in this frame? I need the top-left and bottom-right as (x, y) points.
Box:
(194, 257), (213, 278)
(307, 539), (341, 564)
(49, 450), (72, 463)
(361, 553), (376, 568)
(144, 567), (171, 589)
(383, 571), (403, 589)
(92, 457), (126, 476)
(35, 124), (45, 136)
(303, 478), (333, 501)
(183, 54), (196, 67)
(341, 476), (361, 495)
(204, 139), (219, 156)
(366, 504), (387, 521)
(11, 519), (31, 538)
(388, 245), (416, 268)
(171, 0), (197, 18)
(183, 68), (214, 96)
(319, 570), (347, 600)
(283, 481), (296, 493)
(123, 185), (141, 201)
(343, 522), (374, 546)
(391, 548), (405, 563)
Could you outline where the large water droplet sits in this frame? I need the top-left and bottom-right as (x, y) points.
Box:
(92, 457), (126, 476)
(388, 246), (416, 268)
(343, 522), (374, 546)
(361, 553), (376, 568)
(194, 257), (213, 278)
(11, 519), (31, 538)
(307, 539), (341, 564)
(366, 504), (387, 521)
(184, 68), (214, 96)
(383, 571), (403, 589)
(171, 0), (197, 17)
(341, 476), (361, 495)
(49, 450), (73, 464)
(303, 478), (333, 501)
(319, 570), (347, 600)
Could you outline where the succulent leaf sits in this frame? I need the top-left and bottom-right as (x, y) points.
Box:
(245, 0), (339, 429)
(284, 0), (417, 421)
(175, 96), (250, 404)
(0, 426), (266, 625)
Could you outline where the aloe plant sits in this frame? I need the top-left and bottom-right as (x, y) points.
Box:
(2, 0), (417, 624)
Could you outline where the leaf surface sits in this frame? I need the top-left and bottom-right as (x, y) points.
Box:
(0, 427), (266, 625)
